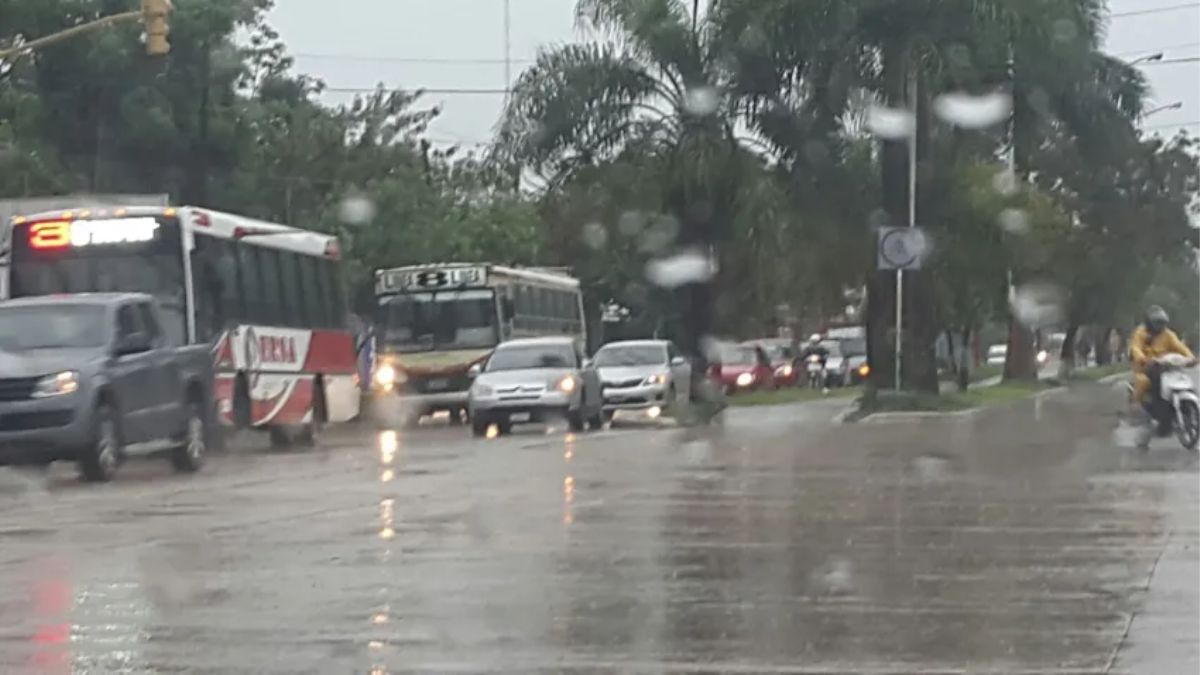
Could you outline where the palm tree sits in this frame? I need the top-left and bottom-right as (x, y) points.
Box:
(715, 0), (1147, 391)
(496, 0), (746, 377)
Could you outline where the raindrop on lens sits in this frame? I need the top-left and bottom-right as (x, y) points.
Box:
(1052, 18), (1077, 43)
(992, 170), (1018, 196)
(646, 249), (717, 289)
(339, 192), (376, 225)
(1010, 282), (1065, 328)
(867, 208), (891, 230)
(997, 208), (1030, 235)
(866, 105), (915, 140)
(617, 211), (646, 237)
(582, 222), (608, 249)
(683, 85), (720, 116)
(933, 91), (1012, 129)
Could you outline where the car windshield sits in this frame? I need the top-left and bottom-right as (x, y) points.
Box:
(819, 341), (843, 357)
(595, 344), (665, 367)
(378, 290), (498, 353)
(839, 338), (866, 356)
(721, 346), (758, 366)
(0, 305), (107, 350)
(486, 345), (576, 372)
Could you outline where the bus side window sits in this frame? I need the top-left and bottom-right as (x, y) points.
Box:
(236, 243), (264, 324)
(299, 256), (324, 328)
(277, 251), (302, 328)
(258, 248), (284, 327)
(327, 261), (347, 329)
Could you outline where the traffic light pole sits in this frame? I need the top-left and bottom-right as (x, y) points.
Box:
(0, 11), (141, 61)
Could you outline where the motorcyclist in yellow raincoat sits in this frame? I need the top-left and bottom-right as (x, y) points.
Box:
(1130, 306), (1195, 407)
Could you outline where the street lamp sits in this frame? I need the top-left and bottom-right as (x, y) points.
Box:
(1128, 52), (1164, 65)
(1142, 101), (1183, 119)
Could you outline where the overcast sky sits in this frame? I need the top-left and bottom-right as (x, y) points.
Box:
(268, 0), (1199, 147)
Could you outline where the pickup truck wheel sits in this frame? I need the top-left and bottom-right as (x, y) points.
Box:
(170, 400), (207, 473)
(79, 405), (120, 483)
(268, 426), (291, 449)
(567, 408), (586, 432)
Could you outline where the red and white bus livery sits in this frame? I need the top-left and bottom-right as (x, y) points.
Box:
(6, 206), (360, 441)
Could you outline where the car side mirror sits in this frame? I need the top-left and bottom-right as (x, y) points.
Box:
(468, 363), (483, 378)
(115, 332), (152, 356)
(671, 356), (687, 366)
(582, 358), (593, 369)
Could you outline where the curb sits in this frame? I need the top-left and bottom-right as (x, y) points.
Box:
(844, 385), (1069, 425)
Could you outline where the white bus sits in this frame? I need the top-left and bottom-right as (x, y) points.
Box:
(6, 206), (360, 444)
(370, 263), (585, 424)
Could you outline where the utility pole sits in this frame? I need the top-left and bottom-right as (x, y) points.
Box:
(894, 67), (918, 392)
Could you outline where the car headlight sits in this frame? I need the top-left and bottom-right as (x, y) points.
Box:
(472, 382), (493, 397)
(643, 373), (667, 386)
(736, 372), (754, 387)
(556, 375), (577, 393)
(1036, 350), (1048, 364)
(374, 364), (396, 387)
(33, 371), (79, 398)
(776, 364), (794, 377)
(858, 364), (871, 377)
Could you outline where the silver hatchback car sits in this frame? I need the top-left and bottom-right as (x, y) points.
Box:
(467, 337), (604, 436)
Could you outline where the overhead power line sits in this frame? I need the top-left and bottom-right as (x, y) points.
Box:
(325, 86), (510, 95)
(294, 52), (535, 66)
(1111, 2), (1200, 19)
(1138, 56), (1200, 65)
(1143, 119), (1200, 130)
(1115, 40), (1200, 56)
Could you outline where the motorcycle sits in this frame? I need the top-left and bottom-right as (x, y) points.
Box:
(805, 355), (825, 390)
(1136, 353), (1199, 451)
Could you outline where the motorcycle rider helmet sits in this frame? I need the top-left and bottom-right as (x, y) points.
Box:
(808, 333), (822, 346)
(1145, 305), (1169, 335)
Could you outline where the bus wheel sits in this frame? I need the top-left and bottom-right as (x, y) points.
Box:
(233, 376), (252, 430)
(268, 426), (292, 449)
(297, 381), (327, 447)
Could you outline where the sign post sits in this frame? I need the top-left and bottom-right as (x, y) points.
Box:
(877, 226), (925, 390)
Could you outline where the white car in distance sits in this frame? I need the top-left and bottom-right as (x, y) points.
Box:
(467, 337), (604, 436)
(594, 340), (691, 421)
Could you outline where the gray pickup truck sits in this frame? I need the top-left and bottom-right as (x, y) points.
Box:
(0, 293), (215, 481)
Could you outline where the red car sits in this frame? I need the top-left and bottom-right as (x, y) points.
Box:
(712, 343), (777, 393)
(745, 340), (801, 387)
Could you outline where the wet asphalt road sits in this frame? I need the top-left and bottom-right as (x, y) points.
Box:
(0, 382), (1195, 674)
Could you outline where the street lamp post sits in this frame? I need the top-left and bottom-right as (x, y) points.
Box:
(1141, 101), (1183, 119)
(1128, 52), (1165, 66)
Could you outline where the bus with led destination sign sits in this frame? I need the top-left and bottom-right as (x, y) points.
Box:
(369, 262), (585, 427)
(7, 207), (360, 446)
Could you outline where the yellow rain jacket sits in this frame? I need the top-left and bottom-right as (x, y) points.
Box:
(1130, 325), (1194, 402)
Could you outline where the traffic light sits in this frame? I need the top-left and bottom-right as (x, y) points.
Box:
(141, 0), (171, 56)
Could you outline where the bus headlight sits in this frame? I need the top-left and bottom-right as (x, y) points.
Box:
(736, 372), (754, 387)
(374, 364), (403, 389)
(33, 371), (79, 398)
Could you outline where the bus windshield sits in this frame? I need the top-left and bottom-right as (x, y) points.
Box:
(7, 216), (186, 345)
(378, 289), (499, 353)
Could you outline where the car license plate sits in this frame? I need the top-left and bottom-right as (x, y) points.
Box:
(426, 378), (449, 391)
(509, 412), (531, 422)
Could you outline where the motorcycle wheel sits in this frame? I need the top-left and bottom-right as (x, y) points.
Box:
(1176, 399), (1200, 452)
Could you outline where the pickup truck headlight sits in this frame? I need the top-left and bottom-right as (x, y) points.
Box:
(33, 371), (79, 398)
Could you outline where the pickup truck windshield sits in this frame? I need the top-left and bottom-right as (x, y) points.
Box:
(0, 305), (107, 350)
